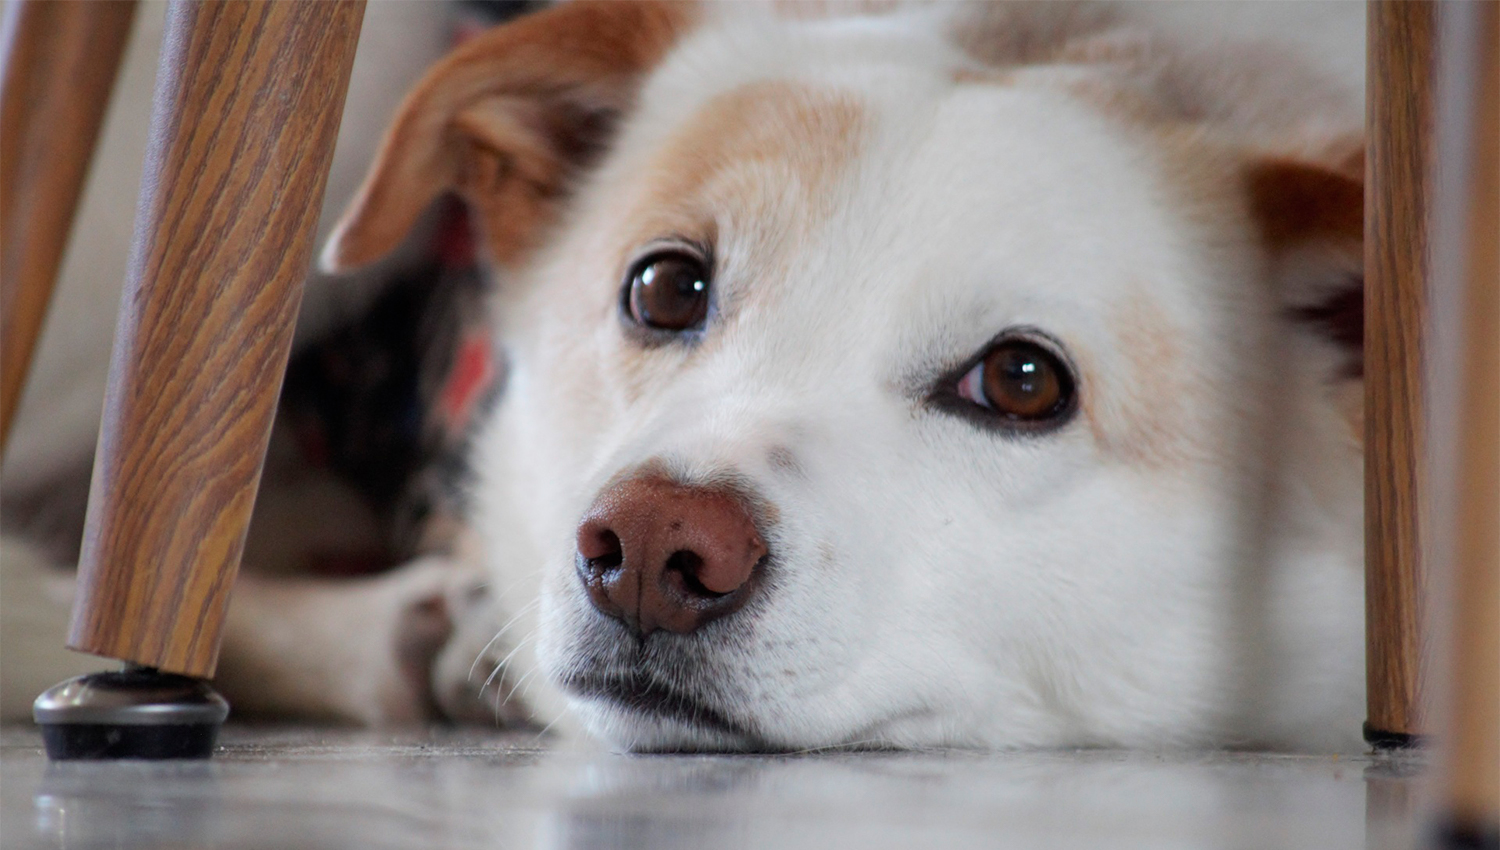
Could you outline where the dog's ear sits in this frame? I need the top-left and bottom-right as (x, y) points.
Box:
(1245, 148), (1363, 378)
(320, 1), (696, 273)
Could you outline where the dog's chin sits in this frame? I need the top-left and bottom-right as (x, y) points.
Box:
(570, 693), (954, 753)
(558, 667), (953, 753)
(542, 602), (946, 752)
(569, 697), (762, 753)
(559, 672), (767, 753)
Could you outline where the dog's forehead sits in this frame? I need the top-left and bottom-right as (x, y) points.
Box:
(566, 31), (1232, 472)
(859, 81), (1199, 353)
(608, 34), (1194, 348)
(521, 16), (1234, 465)
(605, 78), (867, 259)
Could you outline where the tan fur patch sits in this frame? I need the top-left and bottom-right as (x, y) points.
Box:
(1008, 13), (1361, 155)
(951, 68), (1015, 87)
(769, 0), (907, 21)
(619, 80), (866, 250)
(948, 1), (1121, 68)
(599, 81), (866, 403)
(1085, 289), (1196, 468)
(1056, 73), (1173, 126)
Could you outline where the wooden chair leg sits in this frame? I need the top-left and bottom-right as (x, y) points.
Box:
(1364, 0), (1435, 749)
(33, 0), (365, 760)
(0, 0), (137, 453)
(1429, 4), (1498, 844)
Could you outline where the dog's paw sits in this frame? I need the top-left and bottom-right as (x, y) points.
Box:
(428, 577), (535, 726)
(384, 560), (457, 723)
(371, 553), (537, 727)
(217, 555), (468, 726)
(331, 554), (557, 730)
(325, 555), (459, 726)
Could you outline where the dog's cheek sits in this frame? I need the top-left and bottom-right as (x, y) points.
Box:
(1078, 288), (1230, 472)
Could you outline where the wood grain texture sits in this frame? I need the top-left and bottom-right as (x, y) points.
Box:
(1437, 1), (1498, 829)
(68, 0), (365, 677)
(1364, 0), (1435, 743)
(0, 0), (138, 453)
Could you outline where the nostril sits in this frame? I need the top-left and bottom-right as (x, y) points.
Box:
(664, 550), (729, 599)
(580, 527), (623, 573)
(576, 476), (771, 635)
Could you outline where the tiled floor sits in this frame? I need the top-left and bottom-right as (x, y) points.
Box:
(3, 726), (1427, 849)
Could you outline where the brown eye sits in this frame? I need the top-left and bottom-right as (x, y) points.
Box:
(955, 339), (1073, 422)
(626, 251), (710, 331)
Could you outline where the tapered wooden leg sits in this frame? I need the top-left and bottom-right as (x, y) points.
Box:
(1364, 0), (1435, 749)
(1429, 4), (1498, 844)
(68, 0), (366, 674)
(33, 0), (365, 759)
(0, 0), (137, 453)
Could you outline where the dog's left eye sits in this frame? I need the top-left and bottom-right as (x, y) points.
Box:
(625, 251), (710, 332)
(954, 339), (1074, 423)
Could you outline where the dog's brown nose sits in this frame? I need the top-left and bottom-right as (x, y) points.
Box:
(576, 477), (767, 637)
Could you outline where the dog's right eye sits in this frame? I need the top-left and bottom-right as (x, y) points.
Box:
(625, 251), (711, 332)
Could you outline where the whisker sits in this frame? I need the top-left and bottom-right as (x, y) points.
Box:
(534, 712), (566, 740)
(482, 631), (535, 693)
(466, 597), (541, 682)
(492, 629), (536, 675)
(502, 663), (541, 705)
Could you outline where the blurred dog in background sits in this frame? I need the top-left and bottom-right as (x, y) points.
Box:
(1, 1), (533, 725)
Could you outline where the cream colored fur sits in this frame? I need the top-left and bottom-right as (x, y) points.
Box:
(322, 2), (1369, 751)
(3, 2), (1369, 749)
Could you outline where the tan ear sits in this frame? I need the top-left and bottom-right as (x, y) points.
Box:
(1245, 150), (1365, 380)
(1245, 156), (1363, 255)
(320, 1), (697, 273)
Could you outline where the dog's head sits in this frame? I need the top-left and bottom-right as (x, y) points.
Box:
(325, 2), (1365, 751)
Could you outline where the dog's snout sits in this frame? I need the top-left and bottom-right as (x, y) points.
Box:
(576, 477), (767, 637)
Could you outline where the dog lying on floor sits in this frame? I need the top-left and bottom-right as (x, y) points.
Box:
(313, 0), (1368, 751)
(4, 1), (1366, 751)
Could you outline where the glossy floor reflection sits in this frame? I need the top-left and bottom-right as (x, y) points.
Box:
(2, 726), (1426, 849)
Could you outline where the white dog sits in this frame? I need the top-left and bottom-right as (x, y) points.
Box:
(316, 1), (1368, 752)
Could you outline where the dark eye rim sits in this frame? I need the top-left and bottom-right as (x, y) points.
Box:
(926, 327), (1080, 436)
(618, 240), (716, 344)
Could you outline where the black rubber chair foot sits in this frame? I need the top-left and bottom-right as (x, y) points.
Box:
(1363, 721), (1428, 750)
(33, 667), (229, 761)
(38, 722), (220, 760)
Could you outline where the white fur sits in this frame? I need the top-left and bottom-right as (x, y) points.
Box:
(466, 3), (1367, 752)
(0, 2), (1367, 749)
